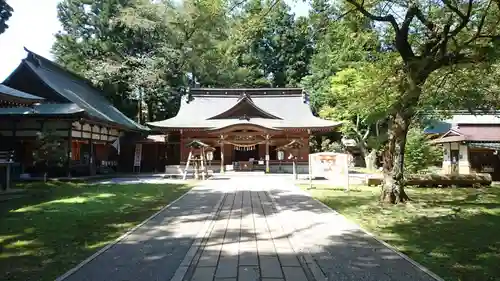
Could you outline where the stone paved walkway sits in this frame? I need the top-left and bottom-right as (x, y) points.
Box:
(59, 175), (440, 281)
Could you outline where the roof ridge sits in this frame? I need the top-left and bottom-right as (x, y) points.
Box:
(24, 48), (107, 96)
(189, 87), (305, 96)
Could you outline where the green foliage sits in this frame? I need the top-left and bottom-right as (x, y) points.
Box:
(0, 0), (12, 35)
(404, 127), (442, 173)
(53, 0), (314, 121)
(32, 129), (67, 173)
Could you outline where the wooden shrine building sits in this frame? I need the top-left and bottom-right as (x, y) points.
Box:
(0, 49), (151, 178)
(148, 88), (341, 174)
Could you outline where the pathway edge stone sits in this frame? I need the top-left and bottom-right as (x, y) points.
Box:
(294, 183), (446, 281)
(54, 183), (199, 281)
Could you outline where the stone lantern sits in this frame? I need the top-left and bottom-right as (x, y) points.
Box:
(204, 146), (216, 173)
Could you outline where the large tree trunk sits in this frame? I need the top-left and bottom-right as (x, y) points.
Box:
(381, 112), (411, 204)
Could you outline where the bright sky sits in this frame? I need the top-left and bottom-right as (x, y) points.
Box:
(0, 0), (310, 81)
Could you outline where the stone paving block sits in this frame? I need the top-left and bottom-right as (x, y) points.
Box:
(282, 266), (308, 281)
(259, 255), (283, 278)
(277, 253), (301, 267)
(261, 279), (284, 281)
(191, 266), (216, 281)
(198, 251), (220, 267)
(272, 238), (291, 250)
(257, 239), (276, 255)
(238, 250), (259, 266)
(215, 257), (238, 278)
(238, 266), (260, 281)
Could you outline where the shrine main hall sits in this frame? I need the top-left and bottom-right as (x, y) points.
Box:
(148, 88), (341, 174)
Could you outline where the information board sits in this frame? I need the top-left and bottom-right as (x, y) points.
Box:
(309, 152), (349, 190)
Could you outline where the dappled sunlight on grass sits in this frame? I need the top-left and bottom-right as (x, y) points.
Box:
(0, 181), (191, 281)
(302, 184), (500, 281)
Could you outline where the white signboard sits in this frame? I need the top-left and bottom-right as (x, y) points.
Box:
(277, 150), (285, 161)
(309, 152), (349, 190)
(134, 143), (143, 167)
(206, 151), (214, 161)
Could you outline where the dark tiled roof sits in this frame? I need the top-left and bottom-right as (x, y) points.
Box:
(0, 84), (44, 104)
(4, 49), (148, 131)
(424, 121), (452, 134)
(0, 103), (84, 116)
(148, 88), (340, 130)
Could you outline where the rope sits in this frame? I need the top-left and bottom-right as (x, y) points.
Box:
(224, 140), (268, 151)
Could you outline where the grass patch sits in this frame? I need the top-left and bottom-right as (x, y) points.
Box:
(301, 184), (500, 281)
(0, 181), (192, 281)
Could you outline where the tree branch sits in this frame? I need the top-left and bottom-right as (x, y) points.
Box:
(444, 0), (473, 37)
(345, 0), (399, 32)
(465, 0), (493, 45)
(363, 126), (371, 141)
(414, 6), (435, 32)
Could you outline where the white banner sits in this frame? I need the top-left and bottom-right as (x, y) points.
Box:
(134, 143), (142, 167)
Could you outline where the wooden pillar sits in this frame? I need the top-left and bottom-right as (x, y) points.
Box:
(180, 130), (184, 163)
(220, 135), (225, 174)
(183, 150), (192, 180)
(67, 121), (72, 177)
(163, 133), (169, 172)
(201, 147), (206, 180)
(89, 125), (95, 176)
(265, 135), (270, 173)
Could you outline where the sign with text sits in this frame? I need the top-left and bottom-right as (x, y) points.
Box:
(309, 152), (349, 190)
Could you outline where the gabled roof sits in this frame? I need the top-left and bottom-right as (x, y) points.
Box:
(431, 125), (500, 144)
(0, 84), (44, 104)
(207, 93), (282, 120)
(3, 49), (148, 132)
(148, 88), (340, 130)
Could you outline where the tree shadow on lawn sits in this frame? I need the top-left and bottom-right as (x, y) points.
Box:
(0, 182), (191, 281)
(306, 186), (500, 280)
(383, 204), (500, 281)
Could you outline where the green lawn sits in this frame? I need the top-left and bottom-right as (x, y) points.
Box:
(302, 185), (500, 281)
(0, 181), (192, 281)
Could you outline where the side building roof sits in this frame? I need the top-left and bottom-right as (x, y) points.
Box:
(148, 88), (341, 131)
(0, 84), (44, 105)
(424, 113), (500, 134)
(2, 49), (148, 132)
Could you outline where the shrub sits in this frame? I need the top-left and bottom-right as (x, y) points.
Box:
(405, 127), (442, 173)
